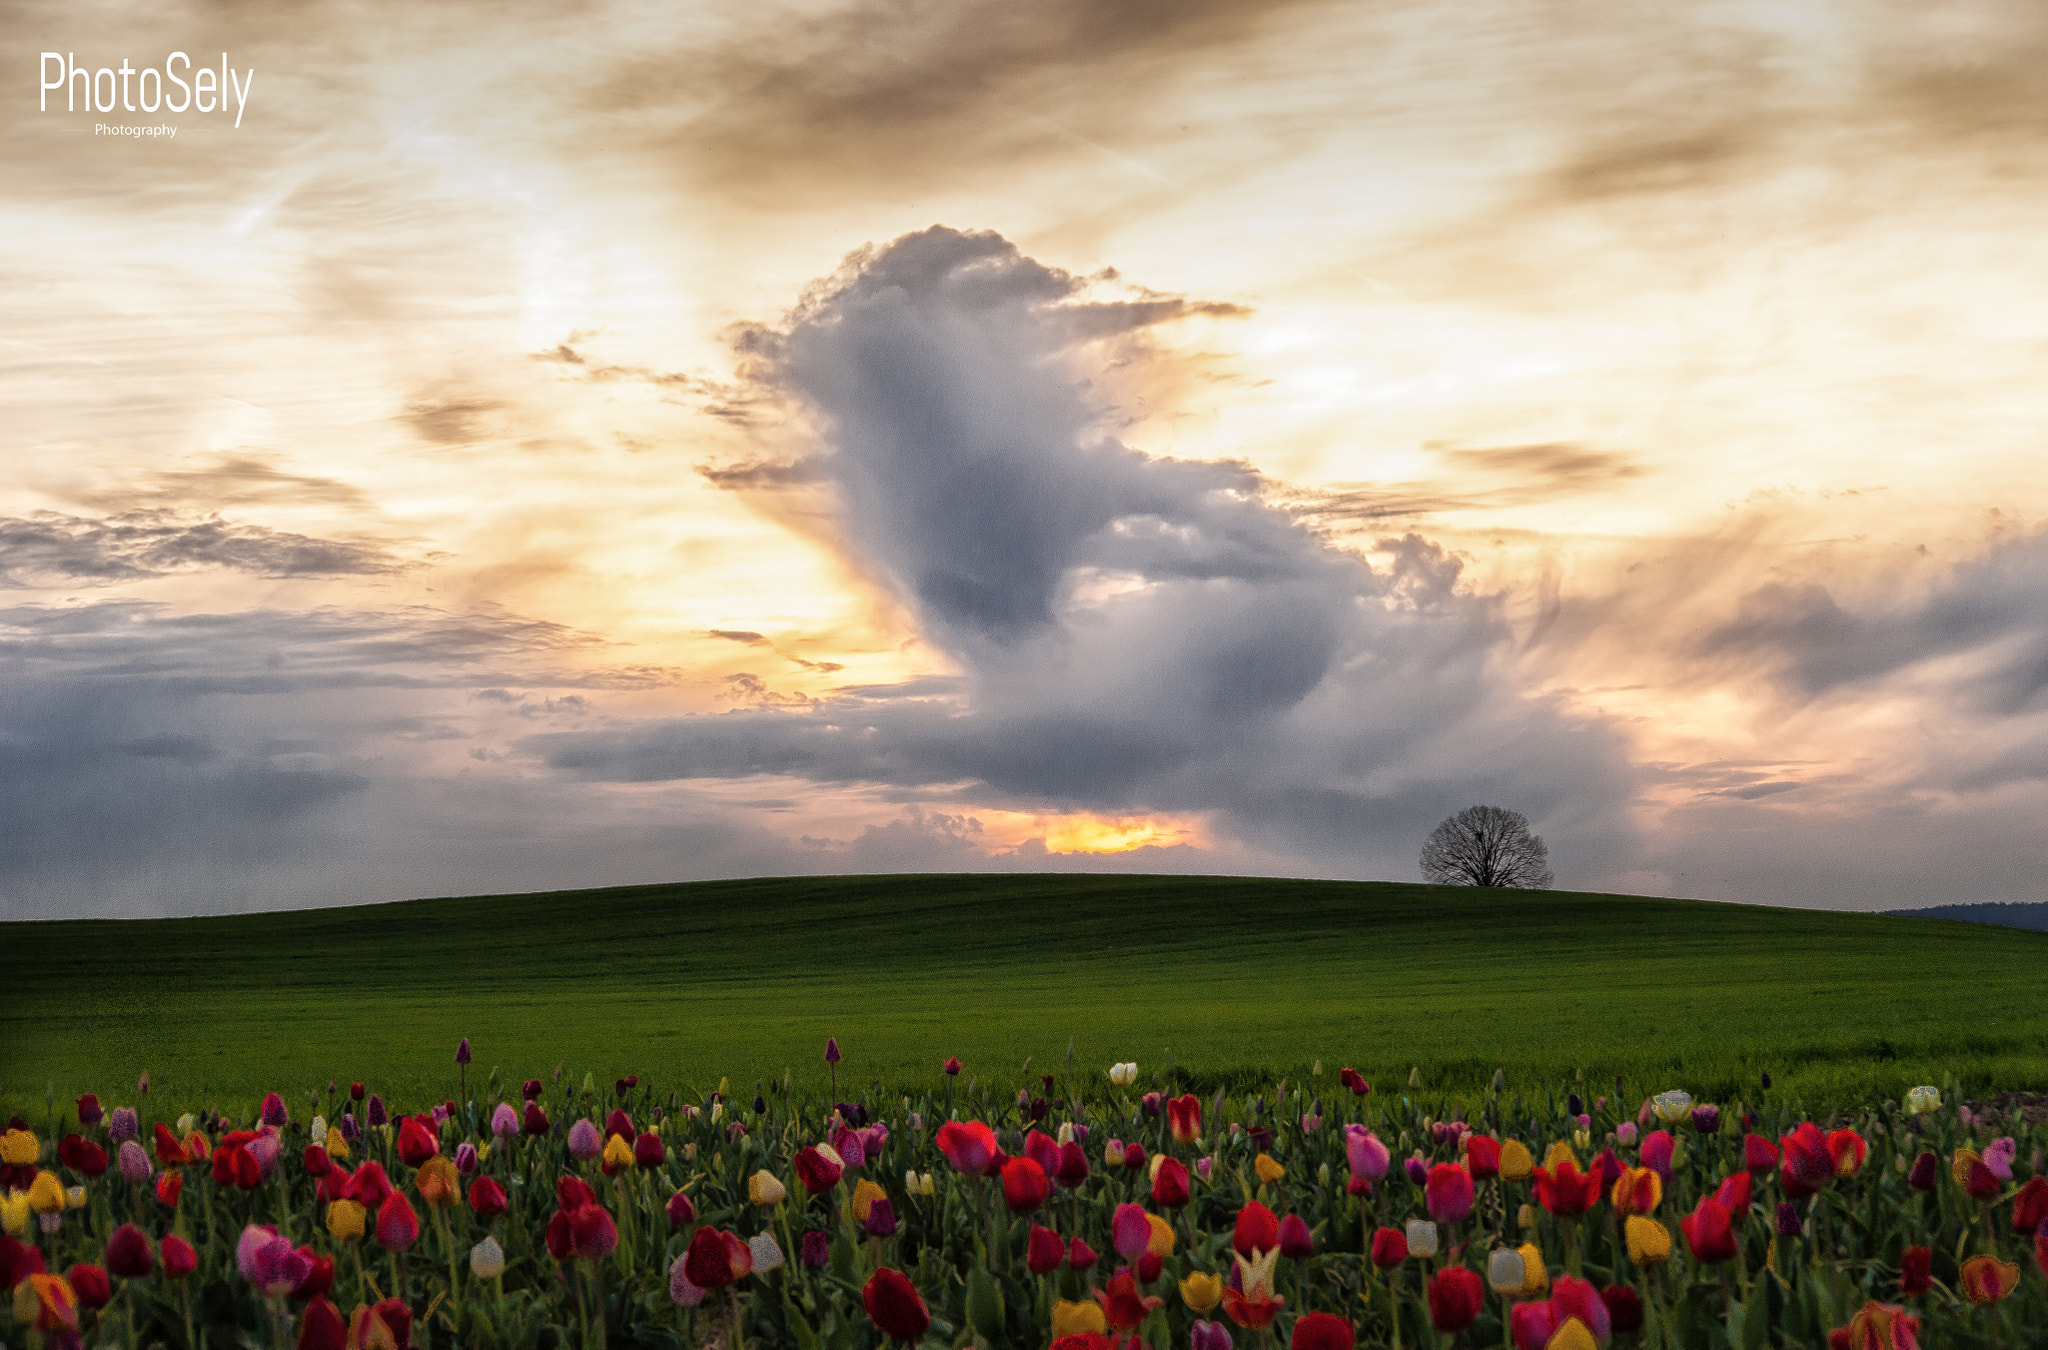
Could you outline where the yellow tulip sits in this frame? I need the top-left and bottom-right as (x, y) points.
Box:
(1499, 1139), (1534, 1182)
(417, 1156), (460, 1208)
(26, 1171), (65, 1214)
(65, 1186), (86, 1210)
(1052, 1299), (1108, 1336)
(1513, 1242), (1547, 1298)
(1254, 1154), (1285, 1184)
(748, 1170), (786, 1205)
(1541, 1141), (1577, 1171)
(851, 1179), (888, 1223)
(325, 1126), (349, 1161)
(326, 1199), (367, 1241)
(1517, 1203), (1535, 1230)
(1179, 1272), (1222, 1314)
(0, 1192), (29, 1236)
(1952, 1148), (1982, 1186)
(602, 1135), (634, 1171)
(1146, 1212), (1175, 1256)
(1549, 1318), (1599, 1350)
(0, 1130), (38, 1165)
(1625, 1216), (1671, 1267)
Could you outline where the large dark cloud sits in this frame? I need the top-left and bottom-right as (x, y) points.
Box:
(528, 227), (1639, 879)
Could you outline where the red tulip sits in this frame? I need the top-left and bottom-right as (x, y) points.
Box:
(1136, 1251), (1164, 1283)
(1278, 1213), (1315, 1258)
(350, 1299), (410, 1350)
(1779, 1123), (1831, 1197)
(156, 1172), (183, 1207)
(1713, 1171), (1753, 1216)
(2012, 1176), (2048, 1235)
(213, 1143), (261, 1190)
(682, 1227), (749, 1289)
(396, 1118), (438, 1168)
(1964, 1158), (2000, 1201)
(1826, 1129), (1867, 1178)
(1428, 1266), (1484, 1332)
(67, 1263), (110, 1310)
(76, 1095), (103, 1126)
(935, 1120), (999, 1176)
(345, 1162), (394, 1208)
(350, 1084), (365, 1101)
(666, 1190), (696, 1228)
(1291, 1311), (1355, 1350)
(1680, 1197), (1737, 1264)
(1023, 1130), (1062, 1176)
(605, 1109), (634, 1141)
(469, 1176), (508, 1220)
(297, 1296), (346, 1350)
(862, 1267), (930, 1342)
(1547, 1275), (1611, 1343)
(1028, 1224), (1066, 1274)
(1600, 1284), (1643, 1333)
(1464, 1135), (1501, 1180)
(943, 1056), (962, 1075)
(1095, 1269), (1165, 1330)
(303, 1145), (331, 1178)
(1233, 1201), (1280, 1256)
(1370, 1227), (1408, 1268)
(1167, 1094), (1202, 1143)
(557, 1175), (598, 1209)
(153, 1122), (188, 1167)
(562, 1203), (618, 1261)
(522, 1102), (549, 1135)
(58, 1135), (108, 1177)
(1339, 1068), (1369, 1096)
(1534, 1159), (1601, 1217)
(634, 1132), (666, 1169)
(1055, 1141), (1091, 1188)
(1122, 1142), (1147, 1172)
(1069, 1236), (1098, 1269)
(1001, 1156), (1049, 1212)
(161, 1235), (197, 1279)
(1426, 1163), (1475, 1223)
(1899, 1246), (1932, 1297)
(0, 1234), (44, 1289)
(1743, 1134), (1779, 1175)
(105, 1225), (154, 1279)
(1151, 1156), (1190, 1209)
(790, 1138), (839, 1196)
(376, 1193), (420, 1251)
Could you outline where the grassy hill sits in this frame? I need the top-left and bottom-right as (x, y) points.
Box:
(5, 874), (2044, 1121)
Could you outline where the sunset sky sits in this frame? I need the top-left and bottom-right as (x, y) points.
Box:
(6, 0), (2048, 917)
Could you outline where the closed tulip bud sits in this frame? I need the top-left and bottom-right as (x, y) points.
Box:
(106, 1224), (154, 1279)
(467, 1235), (504, 1280)
(1899, 1245), (1932, 1297)
(109, 1108), (139, 1143)
(1278, 1214), (1315, 1258)
(1254, 1153), (1282, 1184)
(1487, 1248), (1524, 1294)
(863, 1266), (930, 1342)
(452, 1142), (478, 1176)
(1905, 1151), (1937, 1192)
(1775, 1202), (1802, 1237)
(396, 1117), (438, 1168)
(747, 1169), (786, 1205)
(865, 1196), (898, 1237)
(1426, 1163), (1475, 1223)
(375, 1193), (419, 1251)
(467, 1175), (507, 1220)
(600, 1134), (634, 1175)
(117, 1140), (151, 1184)
(1616, 1122), (1638, 1146)
(1601, 1283), (1643, 1333)
(1427, 1266), (1483, 1332)
(1405, 1218), (1439, 1259)
(1625, 1215), (1671, 1266)
(1291, 1311), (1353, 1350)
(566, 1119), (600, 1160)
(67, 1263), (111, 1310)
(1370, 1227), (1408, 1267)
(365, 1096), (386, 1128)
(824, 1037), (841, 1063)
(455, 1038), (471, 1066)
(298, 1296), (347, 1350)
(76, 1095), (103, 1127)
(490, 1104), (517, 1139)
(260, 1093), (289, 1128)
(1002, 1156), (1049, 1212)
(1192, 1320), (1234, 1350)
(1405, 1155), (1429, 1186)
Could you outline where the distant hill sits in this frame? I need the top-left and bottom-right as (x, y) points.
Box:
(1886, 901), (2048, 931)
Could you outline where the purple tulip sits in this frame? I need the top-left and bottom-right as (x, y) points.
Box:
(109, 1108), (139, 1143)
(1405, 1154), (1429, 1186)
(1775, 1202), (1802, 1237)
(1191, 1319), (1234, 1350)
(366, 1095), (387, 1128)
(1690, 1105), (1721, 1135)
(340, 1112), (360, 1141)
(668, 1254), (706, 1306)
(75, 1095), (103, 1127)
(237, 1225), (313, 1296)
(824, 1037), (841, 1064)
(431, 1104), (450, 1127)
(1616, 1122), (1638, 1146)
(1196, 1157), (1213, 1181)
(118, 1139), (152, 1184)
(864, 1196), (898, 1238)
(454, 1143), (479, 1176)
(1277, 1213), (1315, 1257)
(490, 1103), (518, 1138)
(455, 1038), (472, 1066)
(833, 1125), (866, 1170)
(666, 1190), (696, 1228)
(801, 1231), (830, 1268)
(568, 1119), (602, 1160)
(260, 1093), (288, 1128)
(1908, 1151), (1937, 1192)
(1142, 1092), (1163, 1119)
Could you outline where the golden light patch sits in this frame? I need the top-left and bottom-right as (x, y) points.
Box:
(1036, 814), (1204, 854)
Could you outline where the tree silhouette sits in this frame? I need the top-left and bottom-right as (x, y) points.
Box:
(1420, 805), (1554, 888)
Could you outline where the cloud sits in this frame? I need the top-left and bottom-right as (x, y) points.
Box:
(526, 226), (1641, 880)
(0, 510), (409, 587)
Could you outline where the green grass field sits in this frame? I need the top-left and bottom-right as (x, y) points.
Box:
(4, 874), (2044, 1121)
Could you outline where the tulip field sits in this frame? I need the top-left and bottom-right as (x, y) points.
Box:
(3, 1060), (2047, 1348)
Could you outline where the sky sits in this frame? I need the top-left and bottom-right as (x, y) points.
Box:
(5, 0), (2048, 918)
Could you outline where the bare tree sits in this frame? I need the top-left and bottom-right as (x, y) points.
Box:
(1420, 805), (1554, 888)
